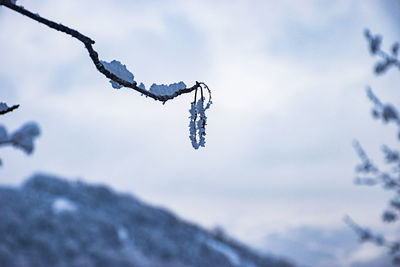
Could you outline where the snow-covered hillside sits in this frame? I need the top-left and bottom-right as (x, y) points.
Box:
(0, 174), (293, 267)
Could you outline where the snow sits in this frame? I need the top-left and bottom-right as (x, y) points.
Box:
(52, 197), (77, 214)
(206, 238), (241, 266)
(10, 122), (40, 154)
(101, 60), (135, 89)
(149, 81), (186, 96)
(100, 60), (186, 97)
(138, 82), (146, 90)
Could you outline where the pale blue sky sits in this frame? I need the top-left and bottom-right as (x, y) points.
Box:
(1, 1), (400, 266)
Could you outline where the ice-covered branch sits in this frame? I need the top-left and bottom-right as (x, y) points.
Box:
(0, 0), (204, 102)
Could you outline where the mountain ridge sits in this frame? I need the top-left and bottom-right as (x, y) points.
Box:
(0, 173), (294, 267)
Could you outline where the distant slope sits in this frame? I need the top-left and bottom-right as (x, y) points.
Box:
(0, 174), (294, 267)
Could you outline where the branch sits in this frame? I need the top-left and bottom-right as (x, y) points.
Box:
(0, 0), (202, 102)
(345, 215), (400, 265)
(353, 140), (400, 190)
(364, 29), (400, 74)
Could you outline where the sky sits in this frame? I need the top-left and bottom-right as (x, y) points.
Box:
(1, 0), (400, 266)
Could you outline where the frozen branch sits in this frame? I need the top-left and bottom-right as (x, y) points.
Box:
(0, 0), (203, 102)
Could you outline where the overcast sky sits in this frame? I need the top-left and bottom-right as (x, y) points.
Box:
(1, 0), (400, 266)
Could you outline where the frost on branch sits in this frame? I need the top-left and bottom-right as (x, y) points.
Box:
(149, 81), (186, 96)
(101, 59), (187, 97)
(100, 60), (136, 89)
(189, 83), (212, 149)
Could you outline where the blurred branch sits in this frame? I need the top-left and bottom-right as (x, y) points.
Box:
(0, 0), (202, 102)
(364, 29), (400, 74)
(353, 140), (400, 190)
(345, 215), (400, 265)
(349, 29), (400, 265)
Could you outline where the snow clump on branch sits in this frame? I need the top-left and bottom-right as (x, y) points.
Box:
(149, 81), (186, 96)
(101, 60), (186, 97)
(101, 60), (136, 89)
